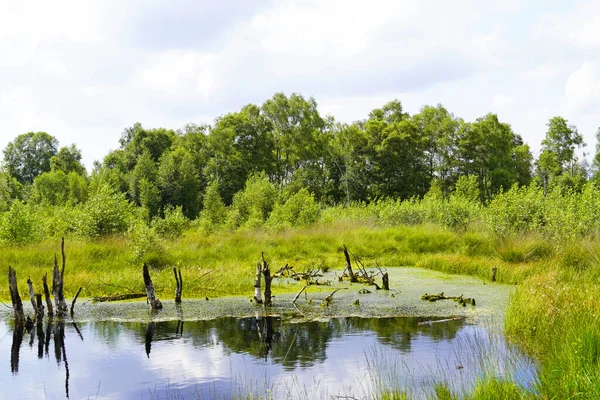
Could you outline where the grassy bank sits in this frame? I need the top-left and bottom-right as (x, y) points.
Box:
(2, 220), (600, 398)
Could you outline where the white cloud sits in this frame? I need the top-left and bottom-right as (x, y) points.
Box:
(563, 63), (600, 115)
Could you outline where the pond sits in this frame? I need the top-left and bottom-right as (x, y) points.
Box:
(0, 268), (537, 399)
(0, 314), (536, 399)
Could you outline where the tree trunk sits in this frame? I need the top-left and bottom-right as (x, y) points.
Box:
(261, 253), (272, 307)
(143, 264), (163, 310)
(173, 267), (182, 304)
(343, 245), (357, 282)
(27, 278), (36, 312)
(35, 293), (44, 325)
(254, 262), (263, 304)
(52, 245), (67, 316)
(382, 272), (390, 290)
(42, 273), (53, 317)
(8, 266), (24, 321)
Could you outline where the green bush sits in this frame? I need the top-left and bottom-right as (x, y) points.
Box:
(267, 188), (320, 230)
(225, 173), (277, 230)
(76, 183), (134, 238)
(0, 201), (37, 244)
(198, 181), (227, 233)
(151, 205), (189, 238)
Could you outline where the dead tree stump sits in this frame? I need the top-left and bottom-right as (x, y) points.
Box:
(254, 262), (263, 304)
(173, 267), (182, 304)
(35, 294), (44, 324)
(492, 267), (498, 282)
(27, 278), (36, 312)
(343, 245), (358, 282)
(143, 264), (163, 310)
(382, 272), (390, 290)
(70, 287), (82, 316)
(42, 273), (53, 317)
(52, 239), (68, 316)
(8, 266), (24, 321)
(261, 253), (272, 307)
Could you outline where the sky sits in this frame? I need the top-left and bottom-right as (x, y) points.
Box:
(1, 0), (599, 171)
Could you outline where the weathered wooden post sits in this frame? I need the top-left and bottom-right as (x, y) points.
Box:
(8, 266), (24, 321)
(173, 267), (182, 304)
(343, 245), (357, 282)
(254, 262), (263, 304)
(261, 253), (272, 307)
(143, 264), (162, 310)
(42, 273), (53, 317)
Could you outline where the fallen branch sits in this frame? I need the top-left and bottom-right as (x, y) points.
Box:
(322, 288), (346, 307)
(70, 287), (82, 316)
(292, 285), (308, 303)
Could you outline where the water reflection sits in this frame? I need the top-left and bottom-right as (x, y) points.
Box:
(1, 316), (535, 399)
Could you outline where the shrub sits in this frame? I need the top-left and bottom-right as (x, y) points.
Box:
(267, 188), (320, 230)
(198, 181), (227, 233)
(225, 173), (277, 230)
(76, 183), (134, 238)
(0, 201), (37, 244)
(151, 205), (189, 238)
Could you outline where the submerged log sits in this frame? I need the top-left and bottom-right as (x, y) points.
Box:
(42, 273), (53, 317)
(421, 292), (476, 307)
(173, 267), (182, 304)
(418, 316), (462, 326)
(343, 245), (358, 282)
(253, 262), (263, 304)
(92, 293), (146, 302)
(8, 266), (24, 321)
(143, 264), (162, 310)
(261, 253), (272, 307)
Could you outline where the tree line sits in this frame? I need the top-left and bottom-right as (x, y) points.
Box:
(0, 92), (595, 225)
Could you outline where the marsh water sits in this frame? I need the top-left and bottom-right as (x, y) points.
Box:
(0, 315), (536, 399)
(0, 268), (537, 399)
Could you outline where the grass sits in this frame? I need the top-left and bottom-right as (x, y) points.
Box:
(3, 220), (600, 399)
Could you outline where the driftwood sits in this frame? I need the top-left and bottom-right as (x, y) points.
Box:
(254, 262), (262, 304)
(173, 267), (182, 303)
(343, 245), (357, 282)
(421, 292), (476, 307)
(143, 263), (162, 310)
(261, 253), (273, 307)
(42, 273), (53, 317)
(8, 266), (24, 321)
(93, 293), (146, 302)
(70, 287), (82, 316)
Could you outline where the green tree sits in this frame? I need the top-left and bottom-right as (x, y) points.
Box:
(158, 147), (202, 219)
(536, 116), (585, 190)
(50, 144), (86, 175)
(261, 93), (325, 187)
(3, 132), (58, 183)
(199, 181), (227, 233)
(0, 171), (23, 212)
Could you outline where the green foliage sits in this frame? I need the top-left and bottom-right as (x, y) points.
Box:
(77, 184), (134, 238)
(127, 221), (171, 268)
(198, 181), (227, 233)
(0, 171), (23, 212)
(267, 188), (320, 230)
(3, 131), (58, 184)
(151, 205), (189, 239)
(454, 175), (480, 203)
(0, 201), (37, 244)
(31, 170), (88, 206)
(50, 144), (86, 175)
(226, 173), (277, 230)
